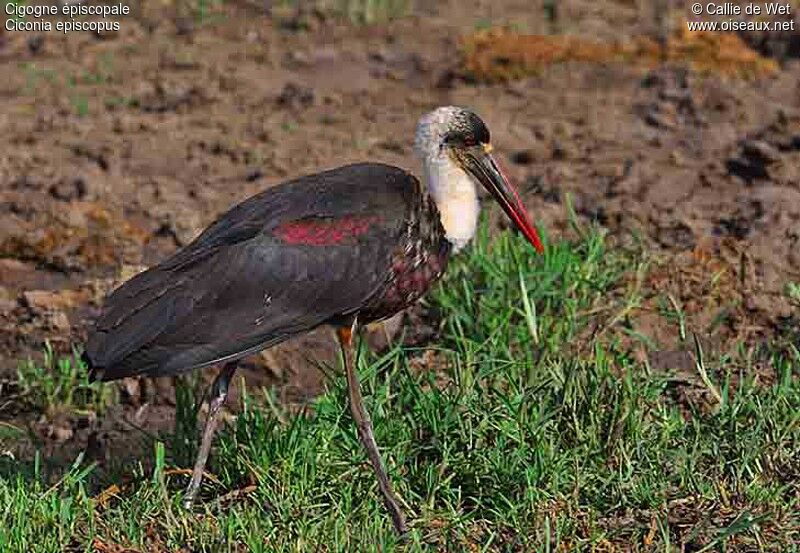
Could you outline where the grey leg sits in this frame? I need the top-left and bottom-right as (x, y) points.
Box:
(337, 324), (408, 536)
(183, 362), (237, 508)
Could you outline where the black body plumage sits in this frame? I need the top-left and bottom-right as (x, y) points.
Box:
(84, 163), (450, 381)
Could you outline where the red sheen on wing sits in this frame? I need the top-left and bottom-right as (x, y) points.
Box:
(275, 216), (380, 246)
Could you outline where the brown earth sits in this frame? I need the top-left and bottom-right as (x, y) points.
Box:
(0, 1), (799, 473)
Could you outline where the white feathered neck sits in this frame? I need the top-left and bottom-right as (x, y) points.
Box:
(414, 107), (481, 252)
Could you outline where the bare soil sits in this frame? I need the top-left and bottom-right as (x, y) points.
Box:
(1, 1), (798, 471)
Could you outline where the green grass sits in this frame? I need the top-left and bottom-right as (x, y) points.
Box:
(275, 0), (409, 26)
(788, 282), (800, 306)
(18, 54), (119, 117)
(190, 0), (227, 24)
(16, 342), (114, 416)
(1, 223), (799, 551)
(336, 0), (408, 24)
(19, 62), (58, 94)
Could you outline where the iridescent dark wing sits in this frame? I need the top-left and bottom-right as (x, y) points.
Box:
(85, 163), (418, 380)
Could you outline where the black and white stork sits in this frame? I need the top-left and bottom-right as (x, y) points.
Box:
(83, 106), (544, 535)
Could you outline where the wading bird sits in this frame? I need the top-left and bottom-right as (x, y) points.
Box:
(83, 106), (544, 535)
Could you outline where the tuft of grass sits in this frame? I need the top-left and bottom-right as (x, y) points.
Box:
(16, 342), (114, 416)
(168, 374), (205, 468)
(2, 223), (799, 551)
(19, 62), (58, 94)
(70, 94), (90, 117)
(190, 0), (227, 24)
(787, 281), (800, 306)
(337, 0), (408, 24)
(461, 27), (779, 82)
(19, 53), (115, 112)
(79, 53), (116, 87)
(275, 0), (408, 26)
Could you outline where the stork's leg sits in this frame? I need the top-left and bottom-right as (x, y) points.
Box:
(183, 362), (237, 508)
(337, 324), (408, 536)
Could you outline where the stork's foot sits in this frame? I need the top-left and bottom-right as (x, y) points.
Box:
(183, 362), (237, 508)
(338, 324), (409, 537)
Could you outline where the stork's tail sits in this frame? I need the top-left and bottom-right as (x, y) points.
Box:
(81, 350), (106, 382)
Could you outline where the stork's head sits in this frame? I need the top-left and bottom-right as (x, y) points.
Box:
(415, 106), (544, 253)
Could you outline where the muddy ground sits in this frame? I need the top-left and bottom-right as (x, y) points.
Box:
(1, 1), (799, 471)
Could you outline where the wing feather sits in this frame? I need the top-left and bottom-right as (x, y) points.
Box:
(85, 163), (415, 380)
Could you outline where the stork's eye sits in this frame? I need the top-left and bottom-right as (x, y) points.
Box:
(442, 132), (476, 148)
(442, 132), (459, 146)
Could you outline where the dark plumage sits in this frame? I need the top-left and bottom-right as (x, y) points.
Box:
(84, 163), (446, 381)
(83, 106), (545, 536)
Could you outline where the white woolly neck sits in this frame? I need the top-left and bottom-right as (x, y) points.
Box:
(414, 107), (481, 252)
(420, 155), (480, 252)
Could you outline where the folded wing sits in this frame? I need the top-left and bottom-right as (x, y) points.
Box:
(85, 163), (415, 380)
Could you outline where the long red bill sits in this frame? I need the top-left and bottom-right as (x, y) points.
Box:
(465, 149), (545, 254)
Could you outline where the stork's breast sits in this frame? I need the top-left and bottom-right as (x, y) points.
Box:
(361, 247), (449, 323)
